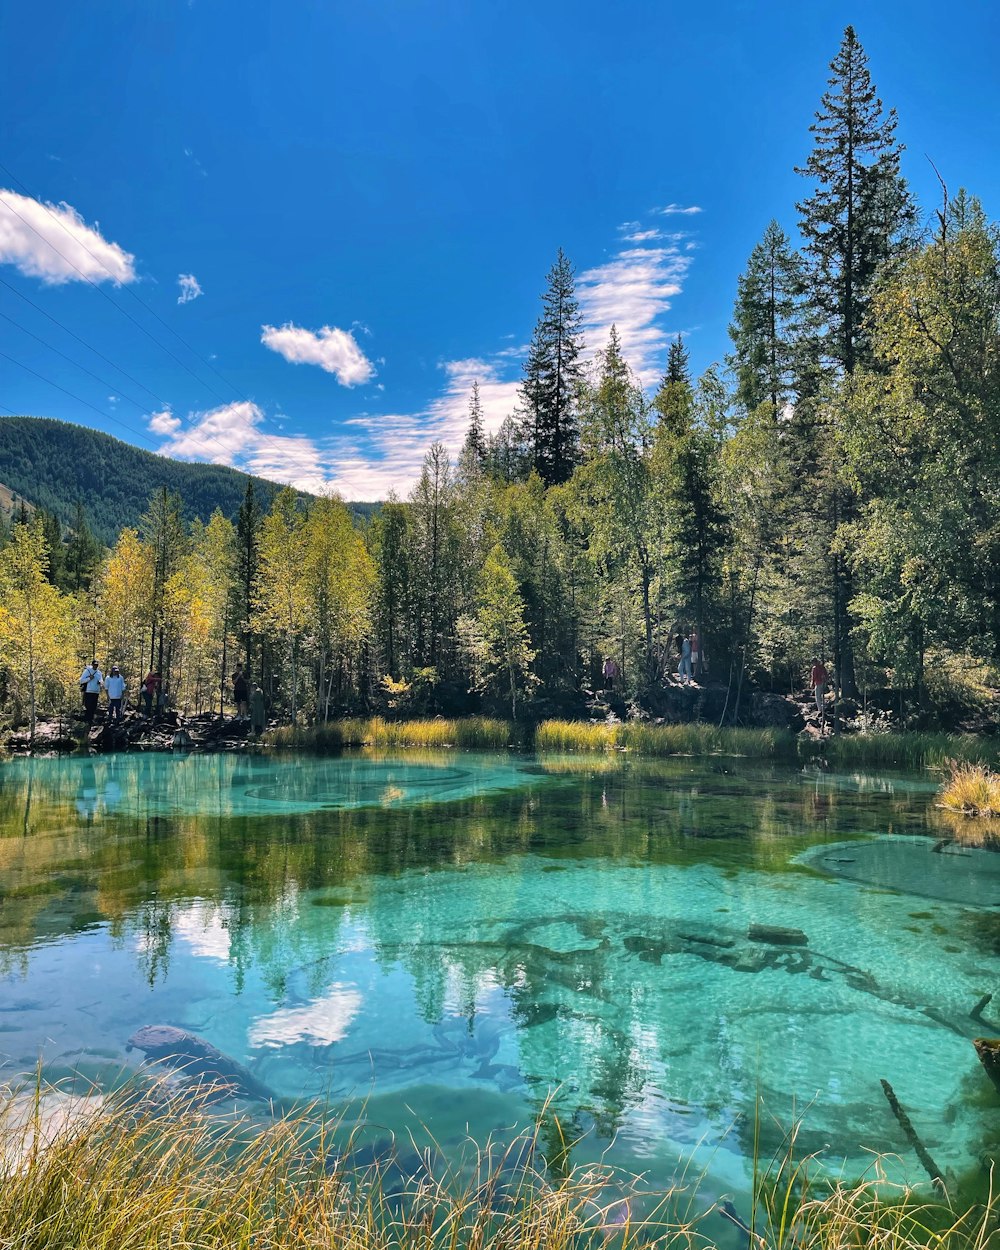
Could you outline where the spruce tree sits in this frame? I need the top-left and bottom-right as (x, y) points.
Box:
(462, 381), (487, 464)
(64, 502), (101, 593)
(796, 25), (915, 375)
(236, 480), (262, 674)
(654, 336), (694, 434)
(521, 248), (585, 486)
(728, 221), (806, 413)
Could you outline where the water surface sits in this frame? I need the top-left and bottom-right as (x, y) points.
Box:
(1, 749), (996, 1208)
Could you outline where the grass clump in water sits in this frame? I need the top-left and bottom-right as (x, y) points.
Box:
(818, 732), (997, 772)
(1, 1085), (996, 1250)
(535, 720), (797, 759)
(268, 717), (513, 752)
(939, 762), (1000, 816)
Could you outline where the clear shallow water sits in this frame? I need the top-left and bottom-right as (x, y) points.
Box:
(0, 749), (997, 1207)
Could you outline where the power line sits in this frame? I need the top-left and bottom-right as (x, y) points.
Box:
(1, 349), (164, 451)
(1, 274), (168, 407)
(0, 162), (311, 468)
(0, 307), (273, 475)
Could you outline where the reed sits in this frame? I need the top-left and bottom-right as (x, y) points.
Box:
(535, 720), (798, 759)
(938, 762), (1000, 817)
(268, 717), (513, 752)
(0, 1085), (994, 1250)
(820, 732), (998, 772)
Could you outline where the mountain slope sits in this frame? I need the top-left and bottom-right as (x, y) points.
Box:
(0, 416), (303, 543)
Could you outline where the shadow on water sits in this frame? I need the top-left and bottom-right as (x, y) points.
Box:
(0, 749), (997, 1205)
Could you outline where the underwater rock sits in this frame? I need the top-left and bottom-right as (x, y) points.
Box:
(126, 1024), (272, 1102)
(973, 1038), (1000, 1094)
(747, 924), (808, 947)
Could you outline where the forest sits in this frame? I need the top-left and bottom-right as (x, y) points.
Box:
(1, 26), (998, 737)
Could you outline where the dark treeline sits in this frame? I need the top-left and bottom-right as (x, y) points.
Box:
(1, 26), (998, 734)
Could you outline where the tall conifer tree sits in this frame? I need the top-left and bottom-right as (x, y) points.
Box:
(521, 249), (585, 486)
(796, 25), (915, 375)
(728, 221), (806, 413)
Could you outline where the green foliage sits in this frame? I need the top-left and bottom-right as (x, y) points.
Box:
(521, 248), (585, 486)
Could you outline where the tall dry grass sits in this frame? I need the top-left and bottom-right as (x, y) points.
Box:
(268, 718), (513, 752)
(0, 1085), (994, 1250)
(535, 720), (797, 759)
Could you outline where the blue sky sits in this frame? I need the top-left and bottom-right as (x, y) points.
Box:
(2, 1), (998, 499)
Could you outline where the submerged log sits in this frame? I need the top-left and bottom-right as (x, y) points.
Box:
(971, 993), (994, 1023)
(974, 1038), (1000, 1095)
(880, 1079), (947, 1195)
(747, 924), (808, 947)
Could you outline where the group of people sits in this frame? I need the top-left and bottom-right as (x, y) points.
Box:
(77, 662), (171, 728)
(230, 664), (268, 736)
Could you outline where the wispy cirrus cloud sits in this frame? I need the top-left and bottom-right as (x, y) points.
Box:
(0, 189), (135, 284)
(578, 236), (692, 386)
(152, 204), (699, 499)
(177, 272), (203, 304)
(657, 202), (702, 216)
(261, 322), (375, 386)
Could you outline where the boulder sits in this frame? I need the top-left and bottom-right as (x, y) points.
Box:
(749, 691), (804, 732)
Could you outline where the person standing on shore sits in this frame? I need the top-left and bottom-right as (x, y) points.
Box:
(810, 657), (830, 720)
(79, 660), (104, 727)
(678, 635), (693, 685)
(141, 671), (160, 718)
(250, 683), (267, 737)
(231, 664), (249, 720)
(104, 665), (126, 723)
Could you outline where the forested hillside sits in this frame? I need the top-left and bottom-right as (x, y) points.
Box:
(1, 26), (998, 736)
(0, 417), (292, 543)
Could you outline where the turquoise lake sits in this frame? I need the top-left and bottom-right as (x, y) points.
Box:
(1, 749), (997, 1209)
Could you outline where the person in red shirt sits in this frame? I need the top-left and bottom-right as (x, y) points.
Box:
(810, 658), (829, 719)
(142, 671), (161, 718)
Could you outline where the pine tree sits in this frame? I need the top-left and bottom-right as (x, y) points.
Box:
(728, 221), (806, 414)
(236, 480), (262, 675)
(521, 249), (585, 486)
(796, 25), (916, 376)
(64, 502), (102, 593)
(665, 336), (690, 386)
(654, 336), (694, 434)
(462, 381), (487, 464)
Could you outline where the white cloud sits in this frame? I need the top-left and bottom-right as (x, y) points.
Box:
(148, 408), (181, 436)
(657, 203), (702, 216)
(0, 189), (136, 285)
(261, 322), (375, 386)
(177, 272), (203, 304)
(577, 239), (692, 386)
(622, 227), (664, 243)
(248, 983), (362, 1048)
(150, 207), (698, 498)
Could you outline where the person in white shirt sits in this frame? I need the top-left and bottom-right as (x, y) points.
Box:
(105, 666), (127, 723)
(79, 661), (104, 727)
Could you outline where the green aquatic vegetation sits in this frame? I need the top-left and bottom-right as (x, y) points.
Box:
(820, 733), (998, 772)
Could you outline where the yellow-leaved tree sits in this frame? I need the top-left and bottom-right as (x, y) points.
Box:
(95, 527), (154, 691)
(0, 519), (78, 735)
(255, 488), (311, 722)
(301, 495), (375, 717)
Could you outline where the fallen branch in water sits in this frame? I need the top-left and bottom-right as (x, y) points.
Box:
(971, 993), (993, 1023)
(880, 1079), (947, 1196)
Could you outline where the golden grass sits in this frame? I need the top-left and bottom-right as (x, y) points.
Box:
(0, 1085), (995, 1250)
(939, 762), (1000, 817)
(268, 717), (514, 752)
(535, 720), (797, 759)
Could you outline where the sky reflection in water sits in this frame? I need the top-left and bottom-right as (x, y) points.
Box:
(0, 749), (996, 1205)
